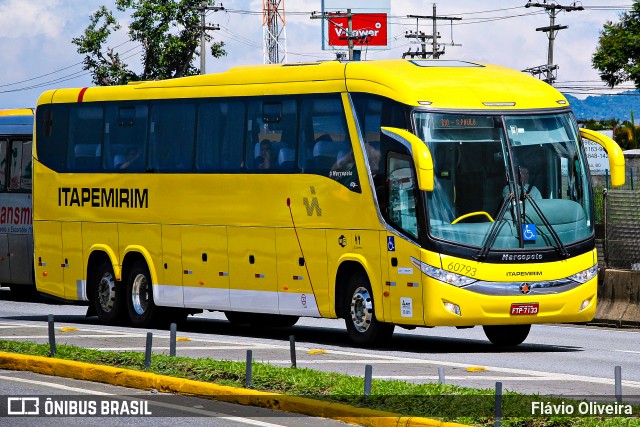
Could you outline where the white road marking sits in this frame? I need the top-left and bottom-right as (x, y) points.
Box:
(0, 335), (142, 339)
(313, 349), (640, 389)
(2, 320), (639, 390)
(0, 374), (287, 426)
(374, 375), (557, 381)
(92, 346), (282, 351)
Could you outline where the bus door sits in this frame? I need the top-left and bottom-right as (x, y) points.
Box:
(181, 225), (230, 310)
(383, 233), (424, 325)
(382, 154), (424, 325)
(228, 227), (278, 313)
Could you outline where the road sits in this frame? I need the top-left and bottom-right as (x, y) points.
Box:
(0, 369), (351, 426)
(0, 288), (638, 402)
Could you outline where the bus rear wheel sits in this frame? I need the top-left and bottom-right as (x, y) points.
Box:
(93, 261), (124, 324)
(126, 261), (157, 328)
(483, 324), (531, 347)
(344, 272), (394, 347)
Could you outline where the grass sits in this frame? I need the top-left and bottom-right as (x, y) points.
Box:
(0, 339), (638, 426)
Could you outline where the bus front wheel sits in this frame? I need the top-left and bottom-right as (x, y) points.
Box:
(344, 272), (394, 347)
(483, 324), (531, 347)
(93, 261), (124, 324)
(125, 261), (157, 328)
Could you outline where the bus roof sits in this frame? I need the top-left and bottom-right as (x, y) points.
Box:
(38, 59), (567, 111)
(0, 109), (34, 135)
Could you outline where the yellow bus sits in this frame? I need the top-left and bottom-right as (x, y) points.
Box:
(0, 109), (34, 296)
(33, 59), (624, 346)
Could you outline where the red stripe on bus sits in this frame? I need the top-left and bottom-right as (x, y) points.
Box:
(77, 87), (88, 103)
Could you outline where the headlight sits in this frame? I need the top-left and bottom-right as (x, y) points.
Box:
(411, 256), (476, 287)
(568, 264), (598, 284)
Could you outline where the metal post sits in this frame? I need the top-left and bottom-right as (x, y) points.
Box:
(347, 9), (353, 61)
(364, 364), (373, 398)
(47, 314), (56, 357)
(438, 367), (445, 384)
(169, 323), (177, 357)
(546, 10), (556, 83)
(289, 335), (297, 369)
(615, 366), (622, 403)
(494, 381), (502, 427)
(603, 188), (609, 268)
(199, 2), (206, 74)
(245, 350), (253, 388)
(432, 4), (437, 58)
(144, 332), (153, 369)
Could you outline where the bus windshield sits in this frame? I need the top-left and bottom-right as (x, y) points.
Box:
(414, 111), (592, 251)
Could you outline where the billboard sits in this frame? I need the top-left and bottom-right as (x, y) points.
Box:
(327, 13), (388, 47)
(321, 0), (390, 50)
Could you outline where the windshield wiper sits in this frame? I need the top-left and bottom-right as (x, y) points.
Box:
(514, 166), (570, 258)
(476, 192), (514, 260)
(522, 193), (571, 259)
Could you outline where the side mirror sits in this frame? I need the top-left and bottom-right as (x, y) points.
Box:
(381, 127), (434, 191)
(579, 128), (625, 187)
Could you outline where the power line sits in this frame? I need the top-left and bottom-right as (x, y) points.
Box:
(523, 1), (584, 85)
(402, 6), (462, 59)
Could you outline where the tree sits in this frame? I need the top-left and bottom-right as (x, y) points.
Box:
(592, 1), (640, 89)
(72, 0), (226, 86)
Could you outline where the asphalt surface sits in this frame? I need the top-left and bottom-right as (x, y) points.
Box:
(0, 369), (354, 427)
(0, 288), (639, 400)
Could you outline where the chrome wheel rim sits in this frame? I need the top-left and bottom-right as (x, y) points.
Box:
(97, 272), (116, 312)
(131, 273), (149, 316)
(350, 286), (373, 333)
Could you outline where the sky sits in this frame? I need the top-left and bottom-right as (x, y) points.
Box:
(0, 0), (636, 109)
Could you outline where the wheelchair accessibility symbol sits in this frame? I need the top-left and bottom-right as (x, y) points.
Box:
(522, 224), (537, 242)
(387, 236), (396, 252)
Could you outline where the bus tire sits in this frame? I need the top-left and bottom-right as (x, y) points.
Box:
(125, 261), (157, 328)
(344, 272), (394, 347)
(93, 261), (124, 324)
(483, 324), (531, 347)
(225, 311), (252, 325)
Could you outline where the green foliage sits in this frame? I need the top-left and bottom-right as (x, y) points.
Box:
(72, 0), (226, 85)
(592, 1), (640, 89)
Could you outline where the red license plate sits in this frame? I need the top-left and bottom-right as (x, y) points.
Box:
(510, 303), (539, 315)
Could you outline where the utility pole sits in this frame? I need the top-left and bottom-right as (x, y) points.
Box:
(311, 9), (362, 61)
(403, 5), (461, 59)
(523, 1), (583, 84)
(197, 2), (224, 75)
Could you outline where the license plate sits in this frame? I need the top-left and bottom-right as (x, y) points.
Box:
(510, 303), (539, 315)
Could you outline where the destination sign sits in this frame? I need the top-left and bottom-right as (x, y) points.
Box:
(433, 115), (495, 129)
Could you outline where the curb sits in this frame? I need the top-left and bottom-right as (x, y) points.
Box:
(0, 351), (470, 427)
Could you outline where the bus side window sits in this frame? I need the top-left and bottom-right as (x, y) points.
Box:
(9, 140), (32, 191)
(387, 154), (418, 239)
(0, 139), (7, 191)
(36, 105), (69, 172)
(245, 100), (297, 172)
(150, 103), (195, 172)
(196, 101), (245, 172)
(68, 106), (104, 171)
(104, 104), (148, 171)
(299, 96), (357, 190)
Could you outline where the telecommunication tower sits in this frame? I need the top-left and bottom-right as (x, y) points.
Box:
(263, 0), (287, 64)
